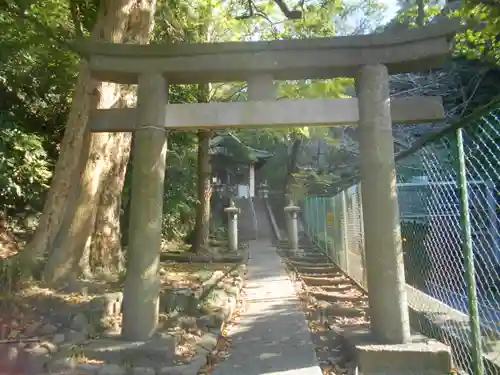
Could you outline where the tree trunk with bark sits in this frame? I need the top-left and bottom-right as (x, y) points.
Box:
(22, 0), (158, 284)
(19, 60), (100, 271)
(193, 130), (212, 253)
(416, 0), (425, 27)
(284, 135), (302, 198)
(193, 84), (212, 253)
(87, 2), (158, 276)
(88, 131), (131, 275)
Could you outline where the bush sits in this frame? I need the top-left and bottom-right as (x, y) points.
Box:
(0, 125), (52, 213)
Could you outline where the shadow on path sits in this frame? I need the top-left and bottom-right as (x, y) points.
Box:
(211, 240), (322, 375)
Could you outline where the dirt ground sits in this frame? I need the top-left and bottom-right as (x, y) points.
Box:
(0, 222), (242, 374)
(0, 261), (233, 339)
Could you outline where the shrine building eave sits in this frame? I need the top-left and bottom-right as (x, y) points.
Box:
(209, 133), (274, 166)
(74, 19), (461, 85)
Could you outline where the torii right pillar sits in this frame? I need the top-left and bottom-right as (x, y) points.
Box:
(356, 64), (411, 344)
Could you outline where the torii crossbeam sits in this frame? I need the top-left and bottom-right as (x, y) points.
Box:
(89, 97), (444, 132)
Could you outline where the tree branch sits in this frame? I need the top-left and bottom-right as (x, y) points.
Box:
(236, 0), (302, 20)
(273, 0), (302, 19)
(69, 0), (85, 38)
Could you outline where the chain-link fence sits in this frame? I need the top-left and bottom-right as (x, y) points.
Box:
(301, 102), (500, 375)
(303, 185), (367, 288)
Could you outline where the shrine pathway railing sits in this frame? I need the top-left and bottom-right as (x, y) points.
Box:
(301, 99), (500, 375)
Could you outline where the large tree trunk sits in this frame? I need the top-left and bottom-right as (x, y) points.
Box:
(38, 0), (158, 284)
(193, 83), (212, 253)
(19, 61), (100, 269)
(44, 98), (121, 282)
(193, 130), (212, 253)
(88, 2), (158, 276)
(89, 132), (131, 275)
(79, 93), (135, 278)
(21, 2), (130, 267)
(284, 135), (302, 198)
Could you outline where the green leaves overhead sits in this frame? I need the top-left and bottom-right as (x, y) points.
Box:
(0, 0), (80, 134)
(394, 0), (500, 66)
(454, 1), (500, 65)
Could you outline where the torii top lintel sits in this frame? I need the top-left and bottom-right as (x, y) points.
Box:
(76, 19), (460, 85)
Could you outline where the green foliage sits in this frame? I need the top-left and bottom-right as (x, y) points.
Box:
(0, 1), (77, 215)
(395, 3), (442, 26)
(278, 0), (343, 38)
(0, 122), (52, 212)
(394, 1), (500, 66)
(0, 1), (78, 133)
(162, 131), (199, 238)
(455, 1), (500, 65)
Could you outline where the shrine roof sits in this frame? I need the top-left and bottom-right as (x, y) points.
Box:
(210, 132), (274, 164)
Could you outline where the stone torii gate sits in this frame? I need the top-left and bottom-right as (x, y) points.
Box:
(76, 19), (458, 342)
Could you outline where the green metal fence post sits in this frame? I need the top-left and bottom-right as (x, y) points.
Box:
(456, 127), (484, 375)
(307, 197), (312, 239)
(358, 185), (367, 288)
(315, 198), (319, 245)
(322, 197), (328, 252)
(318, 198), (321, 245)
(328, 197), (338, 263)
(320, 197), (324, 247)
(341, 190), (349, 272)
(308, 197), (313, 242)
(308, 197), (312, 242)
(304, 197), (309, 239)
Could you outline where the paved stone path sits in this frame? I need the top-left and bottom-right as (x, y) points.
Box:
(212, 240), (323, 375)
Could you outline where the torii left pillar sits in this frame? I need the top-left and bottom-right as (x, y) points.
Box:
(122, 73), (168, 341)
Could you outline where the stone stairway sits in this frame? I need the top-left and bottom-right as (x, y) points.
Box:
(253, 197), (273, 240)
(234, 197), (257, 241)
(234, 197), (274, 242)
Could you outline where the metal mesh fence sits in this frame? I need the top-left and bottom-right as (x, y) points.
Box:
(303, 185), (366, 288)
(301, 105), (500, 375)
